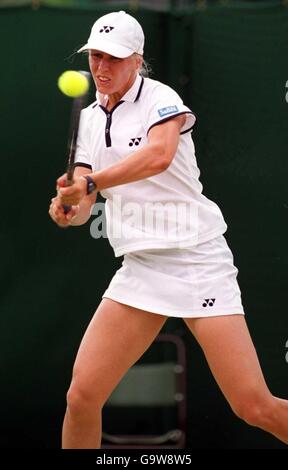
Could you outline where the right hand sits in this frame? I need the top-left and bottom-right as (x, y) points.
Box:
(49, 195), (79, 228)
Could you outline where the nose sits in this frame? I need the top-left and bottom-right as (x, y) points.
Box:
(97, 58), (109, 73)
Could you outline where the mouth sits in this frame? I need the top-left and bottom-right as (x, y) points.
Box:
(96, 76), (111, 84)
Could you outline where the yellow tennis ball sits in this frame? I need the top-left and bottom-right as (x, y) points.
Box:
(57, 70), (89, 98)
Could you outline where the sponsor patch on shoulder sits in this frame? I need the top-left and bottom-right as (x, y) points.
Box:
(158, 105), (179, 117)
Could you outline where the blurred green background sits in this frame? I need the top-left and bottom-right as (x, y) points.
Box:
(0, 0), (287, 449)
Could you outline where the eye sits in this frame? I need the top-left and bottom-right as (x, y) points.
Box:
(90, 53), (102, 59)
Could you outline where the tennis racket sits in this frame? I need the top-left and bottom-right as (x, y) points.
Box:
(63, 70), (91, 214)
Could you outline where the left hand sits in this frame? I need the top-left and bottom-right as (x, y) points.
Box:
(57, 173), (87, 206)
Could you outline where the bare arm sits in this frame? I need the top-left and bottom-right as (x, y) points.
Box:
(90, 114), (186, 190)
(58, 114), (186, 206)
(49, 166), (97, 228)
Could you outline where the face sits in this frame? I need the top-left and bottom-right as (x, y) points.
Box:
(88, 50), (142, 100)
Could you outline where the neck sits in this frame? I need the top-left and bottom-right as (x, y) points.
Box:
(106, 72), (138, 110)
(106, 93), (121, 111)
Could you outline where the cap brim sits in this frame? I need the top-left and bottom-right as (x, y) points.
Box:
(77, 39), (133, 58)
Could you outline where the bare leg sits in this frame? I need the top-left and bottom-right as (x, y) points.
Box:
(184, 314), (288, 445)
(62, 299), (167, 449)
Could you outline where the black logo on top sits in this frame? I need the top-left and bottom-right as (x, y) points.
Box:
(129, 137), (142, 147)
(202, 298), (216, 308)
(100, 26), (114, 33)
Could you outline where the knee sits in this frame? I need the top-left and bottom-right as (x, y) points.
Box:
(66, 382), (104, 418)
(231, 391), (275, 428)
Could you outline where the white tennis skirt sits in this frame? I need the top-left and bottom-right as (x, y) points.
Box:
(103, 235), (245, 318)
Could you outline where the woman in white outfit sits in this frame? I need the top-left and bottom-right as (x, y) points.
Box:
(49, 11), (288, 448)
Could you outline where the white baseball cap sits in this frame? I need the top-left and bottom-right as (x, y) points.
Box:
(77, 11), (144, 58)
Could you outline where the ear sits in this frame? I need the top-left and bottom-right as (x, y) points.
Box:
(135, 54), (143, 71)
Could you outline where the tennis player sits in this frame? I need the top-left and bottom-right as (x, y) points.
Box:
(49, 11), (288, 448)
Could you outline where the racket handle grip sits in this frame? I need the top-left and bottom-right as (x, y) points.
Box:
(62, 176), (73, 214)
(63, 204), (71, 214)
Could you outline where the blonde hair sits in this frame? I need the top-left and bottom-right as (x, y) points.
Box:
(133, 53), (151, 77)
